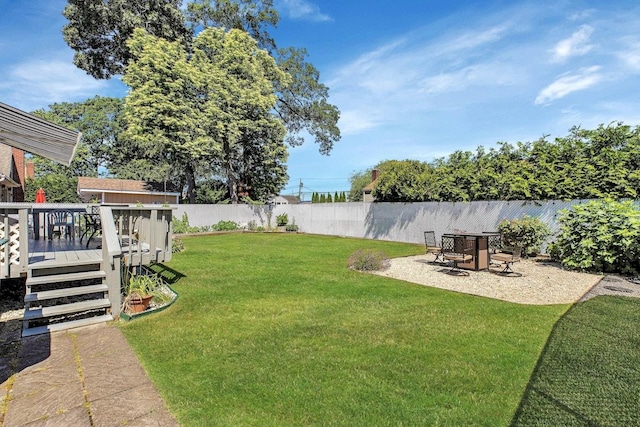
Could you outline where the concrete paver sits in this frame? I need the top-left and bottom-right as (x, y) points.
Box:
(0, 323), (179, 427)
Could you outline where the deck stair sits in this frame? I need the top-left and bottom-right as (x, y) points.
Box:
(23, 257), (114, 337)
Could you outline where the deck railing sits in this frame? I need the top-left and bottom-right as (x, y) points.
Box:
(0, 203), (174, 281)
(0, 205), (30, 279)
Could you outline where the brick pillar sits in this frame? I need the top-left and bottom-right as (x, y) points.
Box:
(25, 160), (34, 180)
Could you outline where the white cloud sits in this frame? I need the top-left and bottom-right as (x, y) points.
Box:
(617, 39), (640, 71)
(551, 25), (595, 62)
(337, 110), (382, 135)
(419, 63), (520, 94)
(437, 24), (510, 55)
(0, 57), (109, 111)
(534, 66), (602, 105)
(277, 0), (332, 22)
(326, 20), (528, 137)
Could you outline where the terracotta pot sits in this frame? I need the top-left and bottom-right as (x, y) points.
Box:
(128, 295), (153, 313)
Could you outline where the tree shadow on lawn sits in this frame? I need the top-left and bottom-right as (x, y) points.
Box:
(510, 295), (640, 426)
(145, 263), (186, 285)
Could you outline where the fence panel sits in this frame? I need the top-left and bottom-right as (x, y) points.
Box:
(174, 199), (598, 251)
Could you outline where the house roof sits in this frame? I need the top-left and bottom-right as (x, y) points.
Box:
(362, 179), (377, 193)
(0, 144), (19, 188)
(279, 195), (300, 204)
(0, 102), (81, 166)
(0, 144), (12, 176)
(77, 177), (181, 196)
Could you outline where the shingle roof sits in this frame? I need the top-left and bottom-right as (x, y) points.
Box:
(362, 179), (377, 193)
(0, 144), (12, 176)
(77, 177), (180, 195)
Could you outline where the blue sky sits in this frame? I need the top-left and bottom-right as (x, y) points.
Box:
(2, 1), (640, 200)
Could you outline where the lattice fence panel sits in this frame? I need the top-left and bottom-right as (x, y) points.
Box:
(0, 221), (20, 267)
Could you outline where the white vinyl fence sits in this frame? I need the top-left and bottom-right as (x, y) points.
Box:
(174, 199), (598, 251)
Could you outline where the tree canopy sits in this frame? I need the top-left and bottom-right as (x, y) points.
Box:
(122, 27), (289, 204)
(62, 0), (189, 79)
(62, 0), (340, 156)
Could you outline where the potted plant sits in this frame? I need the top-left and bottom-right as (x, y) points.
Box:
(122, 268), (171, 314)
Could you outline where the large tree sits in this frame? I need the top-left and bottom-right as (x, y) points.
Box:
(62, 0), (189, 79)
(32, 97), (123, 175)
(186, 0), (340, 154)
(122, 28), (289, 203)
(62, 0), (340, 156)
(25, 98), (122, 203)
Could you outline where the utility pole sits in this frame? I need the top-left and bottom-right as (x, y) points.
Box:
(298, 179), (303, 201)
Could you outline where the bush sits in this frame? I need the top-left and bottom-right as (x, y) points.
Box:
(172, 237), (185, 253)
(212, 220), (239, 231)
(347, 249), (390, 271)
(498, 214), (551, 257)
(173, 213), (200, 234)
(285, 224), (299, 232)
(548, 198), (640, 274)
(276, 213), (288, 227)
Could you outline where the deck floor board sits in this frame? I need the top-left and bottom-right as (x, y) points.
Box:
(28, 238), (102, 269)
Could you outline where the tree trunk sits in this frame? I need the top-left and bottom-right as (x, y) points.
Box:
(185, 163), (197, 204)
(224, 139), (238, 204)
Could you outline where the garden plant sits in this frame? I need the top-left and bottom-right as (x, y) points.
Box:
(498, 214), (551, 256)
(549, 198), (640, 274)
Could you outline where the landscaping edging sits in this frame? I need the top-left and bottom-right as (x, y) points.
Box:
(119, 283), (179, 321)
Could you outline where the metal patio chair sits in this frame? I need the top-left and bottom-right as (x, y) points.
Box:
(490, 245), (523, 276)
(483, 231), (502, 266)
(442, 234), (474, 276)
(424, 231), (445, 263)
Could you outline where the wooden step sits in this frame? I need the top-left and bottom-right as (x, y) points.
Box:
(27, 270), (106, 286)
(23, 298), (111, 321)
(25, 283), (109, 303)
(28, 251), (103, 271)
(22, 314), (114, 337)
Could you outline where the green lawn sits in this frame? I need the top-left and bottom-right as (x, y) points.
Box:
(119, 233), (567, 426)
(511, 295), (640, 426)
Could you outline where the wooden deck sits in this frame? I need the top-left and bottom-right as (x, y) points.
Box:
(28, 236), (102, 269)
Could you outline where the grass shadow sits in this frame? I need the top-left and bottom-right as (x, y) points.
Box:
(510, 295), (640, 426)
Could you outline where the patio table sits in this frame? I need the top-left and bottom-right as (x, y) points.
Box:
(442, 232), (500, 271)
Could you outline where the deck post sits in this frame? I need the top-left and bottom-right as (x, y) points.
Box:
(100, 206), (123, 318)
(18, 208), (29, 275)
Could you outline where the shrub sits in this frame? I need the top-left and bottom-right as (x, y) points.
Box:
(212, 220), (239, 231)
(498, 214), (551, 256)
(172, 237), (185, 253)
(276, 213), (288, 227)
(347, 249), (390, 271)
(173, 213), (199, 234)
(548, 198), (640, 274)
(285, 224), (299, 232)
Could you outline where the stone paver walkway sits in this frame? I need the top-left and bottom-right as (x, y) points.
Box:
(0, 323), (179, 426)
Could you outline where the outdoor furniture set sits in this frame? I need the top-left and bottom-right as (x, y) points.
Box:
(32, 207), (102, 247)
(424, 230), (522, 276)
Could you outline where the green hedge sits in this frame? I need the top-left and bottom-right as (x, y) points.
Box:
(548, 198), (640, 274)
